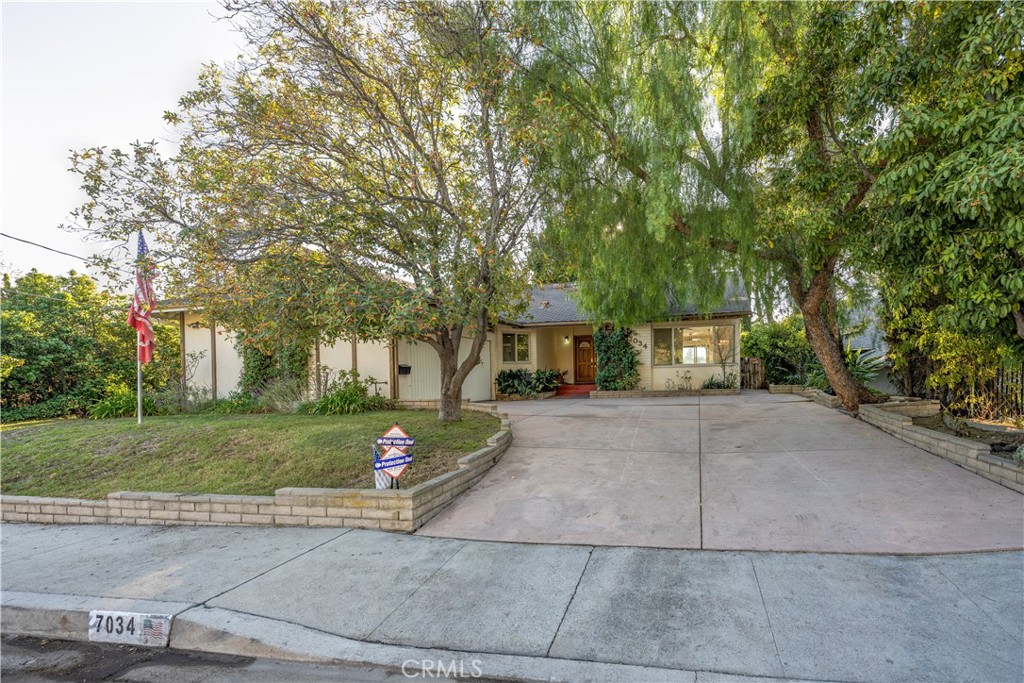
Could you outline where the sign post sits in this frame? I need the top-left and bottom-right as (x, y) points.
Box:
(374, 425), (415, 489)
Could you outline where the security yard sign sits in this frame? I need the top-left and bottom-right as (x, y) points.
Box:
(88, 610), (171, 647)
(376, 426), (415, 449)
(374, 425), (414, 487)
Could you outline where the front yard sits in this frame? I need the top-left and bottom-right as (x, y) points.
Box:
(1, 411), (498, 499)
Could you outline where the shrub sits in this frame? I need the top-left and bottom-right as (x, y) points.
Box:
(740, 316), (815, 385)
(701, 372), (738, 390)
(89, 382), (155, 419)
(496, 368), (535, 397)
(238, 337), (311, 399)
(207, 392), (267, 414)
(594, 327), (641, 391)
(300, 370), (398, 415)
(804, 347), (883, 395)
(2, 395), (86, 423)
(533, 369), (563, 392)
(257, 377), (307, 413)
(665, 371), (693, 391)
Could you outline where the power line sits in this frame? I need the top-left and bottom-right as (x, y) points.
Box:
(0, 232), (89, 262)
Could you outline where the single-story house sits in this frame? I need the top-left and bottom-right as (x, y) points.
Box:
(155, 280), (750, 401)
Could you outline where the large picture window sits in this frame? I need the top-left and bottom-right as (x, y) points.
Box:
(653, 325), (735, 366)
(502, 332), (530, 363)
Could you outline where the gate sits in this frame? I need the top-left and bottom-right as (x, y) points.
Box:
(741, 357), (765, 390)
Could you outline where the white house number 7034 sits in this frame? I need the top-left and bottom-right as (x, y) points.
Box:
(87, 610), (172, 646)
(94, 613), (135, 635)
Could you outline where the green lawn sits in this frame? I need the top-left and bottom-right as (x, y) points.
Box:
(1, 411), (498, 500)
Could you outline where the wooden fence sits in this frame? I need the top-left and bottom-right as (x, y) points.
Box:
(741, 357), (765, 390)
(947, 362), (1024, 420)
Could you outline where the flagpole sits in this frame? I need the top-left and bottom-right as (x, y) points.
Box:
(137, 331), (143, 425)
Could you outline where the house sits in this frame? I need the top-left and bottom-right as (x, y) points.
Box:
(155, 280), (750, 401)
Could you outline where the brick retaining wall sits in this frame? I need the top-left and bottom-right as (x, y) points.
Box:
(1, 404), (511, 531)
(860, 401), (1023, 494)
(803, 388), (842, 409)
(590, 388), (740, 398)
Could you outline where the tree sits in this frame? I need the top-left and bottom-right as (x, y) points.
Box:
(0, 270), (179, 418)
(740, 315), (815, 386)
(68, 1), (543, 421)
(518, 1), (881, 411)
(858, 2), (1024, 347)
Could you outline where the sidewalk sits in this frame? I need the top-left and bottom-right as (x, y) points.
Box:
(2, 524), (1021, 682)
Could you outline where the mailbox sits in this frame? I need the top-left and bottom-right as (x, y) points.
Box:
(398, 364), (412, 375)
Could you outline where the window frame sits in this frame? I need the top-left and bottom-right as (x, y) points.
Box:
(501, 332), (530, 363)
(652, 324), (736, 367)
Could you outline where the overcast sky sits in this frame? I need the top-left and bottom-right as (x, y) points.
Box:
(1, 1), (244, 290)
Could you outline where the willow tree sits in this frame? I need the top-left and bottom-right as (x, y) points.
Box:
(519, 1), (883, 410)
(69, 0), (542, 421)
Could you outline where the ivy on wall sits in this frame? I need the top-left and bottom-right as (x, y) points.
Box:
(594, 327), (642, 391)
(238, 336), (311, 398)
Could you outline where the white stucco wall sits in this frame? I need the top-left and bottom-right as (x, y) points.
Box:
(181, 320), (391, 400)
(632, 324), (654, 390)
(181, 313), (241, 398)
(317, 339), (355, 378)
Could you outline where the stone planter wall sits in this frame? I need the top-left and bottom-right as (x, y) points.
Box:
(768, 384), (803, 394)
(803, 388), (842, 409)
(590, 388), (740, 399)
(1, 404), (511, 531)
(495, 391), (556, 401)
(397, 399), (470, 410)
(859, 401), (1023, 494)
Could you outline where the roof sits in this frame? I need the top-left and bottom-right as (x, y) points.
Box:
(509, 278), (751, 326)
(152, 298), (192, 314)
(157, 279), (753, 326)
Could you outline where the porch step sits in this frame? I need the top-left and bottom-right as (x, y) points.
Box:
(555, 383), (596, 397)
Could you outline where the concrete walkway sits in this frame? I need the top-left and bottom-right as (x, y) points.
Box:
(418, 393), (1024, 553)
(3, 524), (1022, 682)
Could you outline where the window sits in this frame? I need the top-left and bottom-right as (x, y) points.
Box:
(502, 333), (530, 363)
(653, 325), (735, 366)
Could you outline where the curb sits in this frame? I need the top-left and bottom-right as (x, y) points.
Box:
(1, 591), (193, 641)
(1, 591), (696, 682)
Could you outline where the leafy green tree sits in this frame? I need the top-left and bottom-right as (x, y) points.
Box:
(740, 315), (815, 386)
(0, 270), (179, 418)
(519, 1), (881, 410)
(67, 1), (544, 421)
(858, 2), (1024, 346)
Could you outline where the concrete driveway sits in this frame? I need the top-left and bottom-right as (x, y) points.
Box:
(417, 392), (1024, 553)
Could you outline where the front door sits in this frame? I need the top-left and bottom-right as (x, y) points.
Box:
(575, 336), (596, 383)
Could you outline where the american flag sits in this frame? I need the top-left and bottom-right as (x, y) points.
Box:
(142, 618), (163, 638)
(127, 232), (156, 364)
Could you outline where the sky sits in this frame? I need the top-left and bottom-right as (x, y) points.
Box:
(1, 1), (245, 290)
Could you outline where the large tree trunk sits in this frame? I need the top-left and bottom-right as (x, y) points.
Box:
(433, 315), (490, 423)
(438, 351), (464, 422)
(791, 262), (874, 412)
(802, 304), (873, 411)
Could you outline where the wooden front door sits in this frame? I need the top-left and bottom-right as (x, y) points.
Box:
(575, 336), (596, 383)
